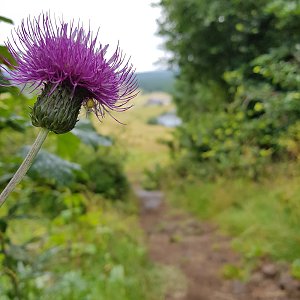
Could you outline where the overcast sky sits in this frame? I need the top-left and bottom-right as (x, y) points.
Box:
(0, 0), (165, 73)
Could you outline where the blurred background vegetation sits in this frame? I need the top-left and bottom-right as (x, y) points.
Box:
(0, 0), (300, 298)
(154, 0), (300, 277)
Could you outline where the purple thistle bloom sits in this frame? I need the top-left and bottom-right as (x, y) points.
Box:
(2, 13), (138, 133)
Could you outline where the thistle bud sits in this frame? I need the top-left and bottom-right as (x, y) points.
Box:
(31, 83), (85, 134)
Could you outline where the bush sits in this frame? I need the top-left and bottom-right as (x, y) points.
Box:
(157, 0), (300, 179)
(83, 152), (129, 200)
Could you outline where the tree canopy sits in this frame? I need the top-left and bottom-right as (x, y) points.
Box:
(157, 0), (300, 177)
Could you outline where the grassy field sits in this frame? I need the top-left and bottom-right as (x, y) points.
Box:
(164, 164), (300, 274)
(93, 92), (174, 183)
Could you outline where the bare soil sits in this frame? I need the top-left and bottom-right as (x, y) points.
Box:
(136, 189), (300, 300)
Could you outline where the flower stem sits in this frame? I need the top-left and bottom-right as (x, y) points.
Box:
(0, 128), (49, 207)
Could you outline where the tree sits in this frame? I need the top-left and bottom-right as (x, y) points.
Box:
(157, 0), (300, 176)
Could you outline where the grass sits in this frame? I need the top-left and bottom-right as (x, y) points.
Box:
(92, 92), (174, 183)
(44, 196), (163, 300)
(165, 168), (300, 265)
(0, 190), (164, 300)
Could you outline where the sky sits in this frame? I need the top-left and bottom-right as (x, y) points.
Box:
(0, 0), (165, 73)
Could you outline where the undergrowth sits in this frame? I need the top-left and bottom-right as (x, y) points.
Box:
(164, 163), (300, 274)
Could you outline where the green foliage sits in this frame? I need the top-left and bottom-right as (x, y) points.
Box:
(20, 147), (82, 186)
(291, 259), (300, 279)
(56, 119), (112, 160)
(0, 192), (160, 300)
(56, 132), (81, 160)
(0, 16), (13, 24)
(221, 264), (245, 280)
(83, 151), (129, 200)
(0, 119), (159, 299)
(174, 87), (299, 178)
(158, 0), (300, 177)
(71, 119), (112, 149)
(0, 45), (16, 66)
(0, 18), (15, 67)
(158, 0), (299, 83)
(0, 90), (30, 133)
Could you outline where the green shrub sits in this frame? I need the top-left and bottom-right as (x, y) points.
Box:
(158, 0), (300, 178)
(83, 153), (129, 200)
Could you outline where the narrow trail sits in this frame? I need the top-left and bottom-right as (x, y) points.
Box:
(136, 189), (300, 300)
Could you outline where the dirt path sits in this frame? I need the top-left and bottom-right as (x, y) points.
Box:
(136, 189), (300, 300)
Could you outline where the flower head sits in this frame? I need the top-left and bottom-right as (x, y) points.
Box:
(3, 13), (138, 133)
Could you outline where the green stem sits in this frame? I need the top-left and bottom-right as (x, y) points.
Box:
(0, 128), (49, 207)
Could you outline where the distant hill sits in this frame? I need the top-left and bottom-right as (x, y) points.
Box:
(136, 70), (175, 93)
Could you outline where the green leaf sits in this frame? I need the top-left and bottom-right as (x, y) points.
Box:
(71, 119), (112, 149)
(56, 132), (80, 159)
(0, 45), (16, 66)
(0, 16), (13, 24)
(20, 147), (82, 186)
(0, 115), (28, 132)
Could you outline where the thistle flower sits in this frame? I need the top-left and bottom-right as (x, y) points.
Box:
(0, 13), (138, 207)
(3, 13), (138, 133)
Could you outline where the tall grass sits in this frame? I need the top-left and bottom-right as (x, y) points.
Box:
(165, 165), (300, 263)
